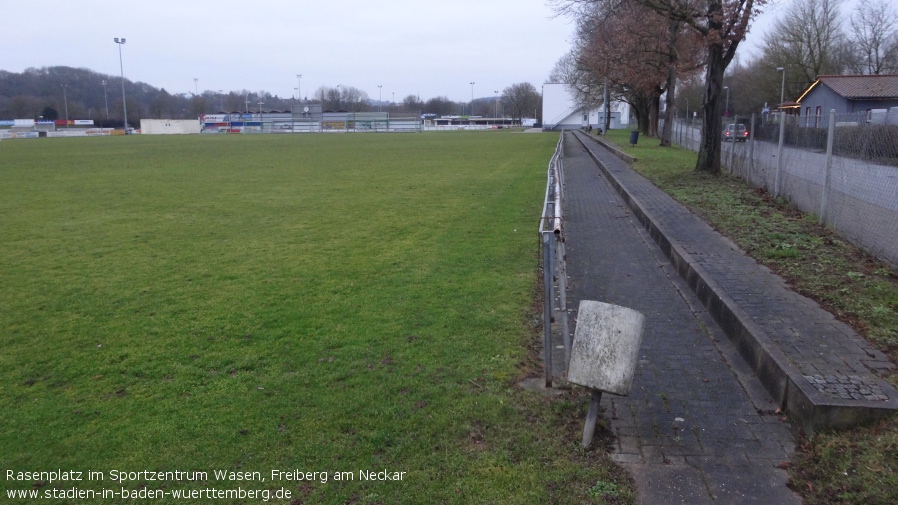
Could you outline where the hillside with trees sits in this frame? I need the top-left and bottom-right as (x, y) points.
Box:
(0, 66), (542, 125)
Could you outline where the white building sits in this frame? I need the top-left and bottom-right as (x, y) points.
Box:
(542, 83), (630, 131)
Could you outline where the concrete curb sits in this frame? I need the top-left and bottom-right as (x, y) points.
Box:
(589, 133), (637, 164)
(571, 131), (898, 434)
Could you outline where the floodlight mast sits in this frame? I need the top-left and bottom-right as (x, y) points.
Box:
(114, 37), (128, 132)
(102, 80), (109, 119)
(470, 81), (475, 116)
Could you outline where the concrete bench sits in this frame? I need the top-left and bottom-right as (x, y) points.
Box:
(567, 300), (646, 448)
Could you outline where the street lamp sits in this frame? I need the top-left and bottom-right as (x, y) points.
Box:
(776, 66), (785, 108)
(494, 90), (499, 120)
(114, 38), (128, 131)
(723, 86), (730, 118)
(378, 85), (382, 112)
(296, 74), (302, 102)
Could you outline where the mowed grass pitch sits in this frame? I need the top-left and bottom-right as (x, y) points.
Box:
(0, 133), (633, 504)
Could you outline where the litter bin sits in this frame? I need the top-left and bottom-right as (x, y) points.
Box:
(629, 130), (639, 145)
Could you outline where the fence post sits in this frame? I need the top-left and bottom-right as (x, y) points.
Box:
(542, 232), (554, 388)
(748, 113), (756, 184)
(819, 109), (836, 225)
(774, 111), (786, 198)
(727, 115), (738, 173)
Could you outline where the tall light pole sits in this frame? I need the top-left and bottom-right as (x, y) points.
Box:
(494, 90), (499, 120)
(114, 37), (128, 131)
(776, 66), (785, 109)
(102, 80), (109, 120)
(219, 90), (223, 112)
(194, 78), (198, 96)
(723, 86), (730, 118)
(378, 85), (382, 112)
(296, 74), (302, 102)
(469, 81), (475, 116)
(258, 101), (264, 133)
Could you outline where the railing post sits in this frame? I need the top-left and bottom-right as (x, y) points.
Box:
(556, 233), (571, 369)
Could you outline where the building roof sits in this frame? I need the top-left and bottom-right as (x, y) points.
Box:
(816, 74), (898, 99)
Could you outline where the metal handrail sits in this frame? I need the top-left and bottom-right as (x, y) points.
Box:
(538, 133), (569, 387)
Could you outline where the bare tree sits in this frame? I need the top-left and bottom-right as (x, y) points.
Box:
(761, 0), (846, 98)
(846, 0), (898, 74)
(423, 96), (459, 116)
(554, 0), (764, 173)
(502, 83), (541, 123)
(549, 50), (606, 112)
(341, 86), (368, 112)
(564, 0), (702, 142)
(548, 52), (577, 84)
(644, 0), (766, 173)
(312, 85), (367, 111)
(401, 94), (422, 112)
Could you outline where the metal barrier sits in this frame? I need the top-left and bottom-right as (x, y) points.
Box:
(538, 133), (570, 387)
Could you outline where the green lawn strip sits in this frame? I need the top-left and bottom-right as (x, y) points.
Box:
(602, 128), (898, 505)
(0, 133), (632, 504)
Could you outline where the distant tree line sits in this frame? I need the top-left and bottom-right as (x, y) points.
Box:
(0, 66), (543, 125)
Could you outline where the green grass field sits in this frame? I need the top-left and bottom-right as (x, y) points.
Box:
(0, 132), (633, 504)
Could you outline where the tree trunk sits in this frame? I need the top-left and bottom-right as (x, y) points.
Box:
(639, 106), (651, 135)
(648, 92), (660, 137)
(696, 42), (725, 174)
(660, 64), (676, 146)
(603, 79), (611, 133)
(660, 18), (680, 147)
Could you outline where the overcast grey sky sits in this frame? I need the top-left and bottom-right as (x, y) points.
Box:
(2, 0), (809, 103)
(2, 0), (579, 102)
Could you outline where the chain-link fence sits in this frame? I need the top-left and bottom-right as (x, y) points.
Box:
(672, 112), (898, 266)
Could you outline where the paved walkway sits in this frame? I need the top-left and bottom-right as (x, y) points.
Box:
(561, 132), (803, 504)
(571, 131), (896, 432)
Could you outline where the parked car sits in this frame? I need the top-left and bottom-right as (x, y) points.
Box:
(724, 123), (749, 142)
